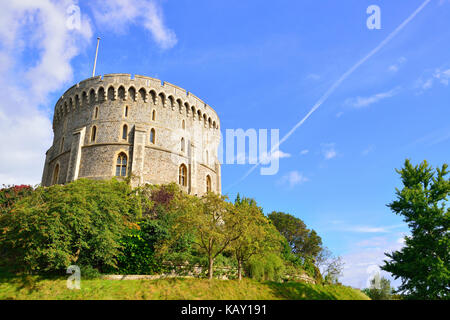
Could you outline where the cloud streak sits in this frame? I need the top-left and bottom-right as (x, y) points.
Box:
(226, 0), (432, 192)
(344, 87), (400, 108)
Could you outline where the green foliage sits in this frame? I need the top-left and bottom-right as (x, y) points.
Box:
(381, 160), (450, 299)
(362, 276), (393, 300)
(0, 185), (34, 215)
(230, 196), (284, 279)
(115, 220), (165, 274)
(80, 265), (102, 280)
(0, 179), (139, 273)
(268, 211), (323, 259)
(115, 183), (197, 274)
(0, 179), (333, 286)
(163, 192), (242, 279)
(246, 253), (285, 282)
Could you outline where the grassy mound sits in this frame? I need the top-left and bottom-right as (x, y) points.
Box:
(0, 274), (369, 300)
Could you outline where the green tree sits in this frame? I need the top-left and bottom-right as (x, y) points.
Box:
(0, 179), (139, 273)
(381, 160), (450, 299)
(268, 211), (323, 259)
(166, 193), (242, 279)
(231, 197), (283, 280)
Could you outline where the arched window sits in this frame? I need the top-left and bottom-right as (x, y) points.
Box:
(139, 88), (146, 102)
(91, 126), (97, 142)
(89, 89), (96, 104)
(122, 124), (128, 140)
(150, 128), (155, 144)
(152, 110), (156, 121)
(118, 86), (125, 100)
(94, 107), (99, 119)
(128, 87), (136, 101)
(115, 153), (128, 177)
(182, 120), (185, 129)
(107, 86), (115, 100)
(52, 164), (59, 185)
(181, 137), (185, 152)
(179, 164), (187, 186)
(124, 106), (128, 117)
(206, 175), (211, 193)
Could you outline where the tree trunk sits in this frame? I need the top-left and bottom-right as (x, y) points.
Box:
(238, 260), (242, 281)
(208, 256), (214, 280)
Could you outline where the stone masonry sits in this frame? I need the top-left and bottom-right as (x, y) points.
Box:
(41, 74), (221, 195)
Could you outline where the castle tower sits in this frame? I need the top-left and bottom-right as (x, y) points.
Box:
(41, 74), (221, 195)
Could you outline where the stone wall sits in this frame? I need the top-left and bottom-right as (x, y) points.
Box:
(42, 74), (221, 195)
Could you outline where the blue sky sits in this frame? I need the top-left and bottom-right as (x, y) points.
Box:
(0, 0), (449, 288)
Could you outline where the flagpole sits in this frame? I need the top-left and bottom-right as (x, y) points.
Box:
(92, 37), (100, 77)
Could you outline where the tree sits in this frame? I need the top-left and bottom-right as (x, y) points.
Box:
(268, 211), (323, 259)
(381, 160), (449, 299)
(316, 247), (344, 284)
(231, 197), (282, 280)
(363, 275), (393, 300)
(167, 193), (242, 279)
(0, 179), (139, 273)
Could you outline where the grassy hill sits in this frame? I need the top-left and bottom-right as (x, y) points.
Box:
(0, 275), (369, 300)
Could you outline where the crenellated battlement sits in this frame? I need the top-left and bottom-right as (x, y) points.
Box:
(53, 74), (220, 130)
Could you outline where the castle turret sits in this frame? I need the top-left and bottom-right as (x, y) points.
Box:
(42, 74), (221, 195)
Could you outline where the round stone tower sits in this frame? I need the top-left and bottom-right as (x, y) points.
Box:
(41, 74), (221, 195)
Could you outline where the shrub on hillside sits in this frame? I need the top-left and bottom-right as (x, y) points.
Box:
(115, 183), (198, 275)
(0, 179), (139, 273)
(115, 218), (169, 274)
(246, 253), (285, 282)
(0, 185), (34, 215)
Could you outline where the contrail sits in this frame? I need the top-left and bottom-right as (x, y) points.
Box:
(224, 0), (432, 193)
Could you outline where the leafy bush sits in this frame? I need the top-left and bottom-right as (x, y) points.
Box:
(114, 183), (197, 275)
(247, 253), (285, 282)
(115, 218), (169, 274)
(0, 185), (33, 215)
(0, 179), (139, 273)
(81, 265), (102, 280)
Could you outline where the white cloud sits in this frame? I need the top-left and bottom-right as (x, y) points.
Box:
(338, 224), (404, 234)
(433, 68), (450, 86)
(416, 68), (450, 92)
(300, 149), (309, 155)
(388, 56), (406, 73)
(306, 73), (320, 81)
(388, 65), (399, 72)
(278, 171), (309, 187)
(361, 144), (375, 156)
(340, 235), (406, 289)
(0, 0), (93, 185)
(321, 143), (338, 160)
(91, 0), (177, 50)
(344, 87), (400, 109)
